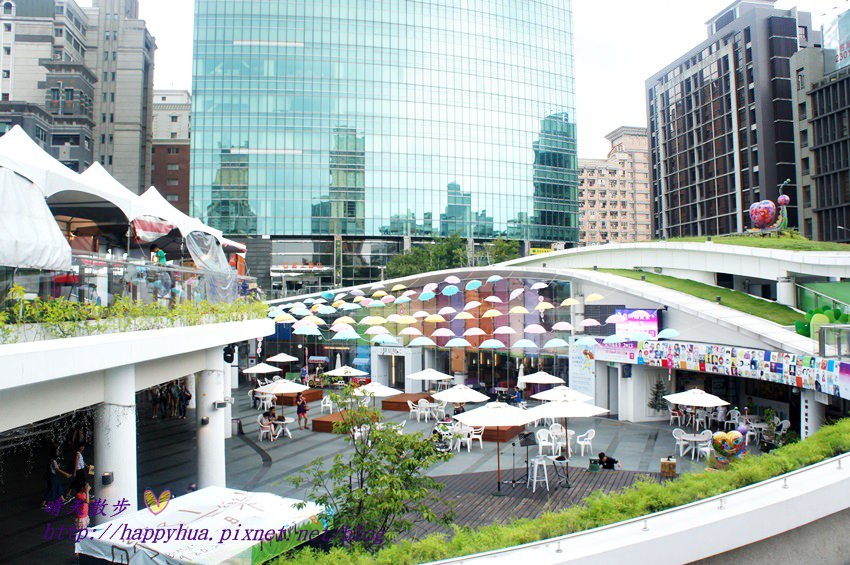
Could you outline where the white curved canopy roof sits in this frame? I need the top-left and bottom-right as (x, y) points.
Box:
(140, 186), (222, 239)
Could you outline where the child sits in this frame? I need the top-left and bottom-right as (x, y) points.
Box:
(72, 478), (90, 560)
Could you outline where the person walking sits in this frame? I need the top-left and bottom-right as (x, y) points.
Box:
(177, 380), (191, 419)
(72, 477), (90, 561)
(296, 392), (310, 430)
(41, 445), (71, 508)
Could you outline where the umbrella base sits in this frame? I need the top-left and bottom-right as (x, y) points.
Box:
(491, 490), (509, 497)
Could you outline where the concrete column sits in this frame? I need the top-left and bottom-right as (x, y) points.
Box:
(573, 299), (585, 335)
(776, 277), (796, 308)
(94, 365), (137, 524)
(186, 372), (196, 410)
(801, 389), (826, 440)
(219, 349), (232, 440)
(230, 347), (240, 391)
(197, 348), (226, 488)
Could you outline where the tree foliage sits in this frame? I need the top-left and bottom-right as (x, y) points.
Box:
(647, 378), (668, 412)
(488, 237), (522, 264)
(385, 235), (467, 279)
(290, 385), (453, 549)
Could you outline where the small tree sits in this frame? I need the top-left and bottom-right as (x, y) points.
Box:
(489, 237), (522, 263)
(290, 385), (453, 548)
(647, 378), (668, 412)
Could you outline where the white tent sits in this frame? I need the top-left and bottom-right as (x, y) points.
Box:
(0, 167), (72, 270)
(140, 186), (222, 239)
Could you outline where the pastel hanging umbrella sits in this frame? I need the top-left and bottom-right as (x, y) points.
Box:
(423, 282), (439, 293)
(385, 313), (401, 323)
(408, 336), (437, 347)
(508, 306), (530, 315)
(479, 338), (507, 349)
(332, 330), (361, 341)
(493, 326), (517, 335)
(543, 338), (570, 349)
(605, 313), (628, 324)
(465, 280), (483, 291)
(486, 275), (503, 283)
(381, 295), (396, 304)
(360, 315), (387, 325)
(463, 300), (482, 311)
(310, 303), (323, 312)
(292, 319), (317, 330)
(313, 298), (327, 304)
(552, 321), (573, 331)
(370, 282), (386, 290)
(372, 290), (388, 298)
(629, 310), (653, 320)
(534, 302), (554, 312)
(402, 289), (417, 298)
(530, 282), (548, 290)
(350, 288), (365, 296)
(413, 310), (430, 319)
(463, 327), (487, 337)
(575, 336), (598, 347)
(438, 306), (457, 316)
(442, 285), (460, 296)
(424, 314), (446, 323)
(484, 296), (503, 304)
(509, 288), (525, 301)
(335, 316), (356, 325)
(603, 334), (629, 344)
(586, 293), (605, 303)
(481, 309), (504, 319)
(524, 324), (546, 334)
(291, 307), (311, 317)
(657, 328), (680, 339)
(580, 318), (601, 328)
(560, 298), (580, 307)
(365, 326), (390, 335)
(419, 291), (437, 301)
(330, 323), (354, 333)
(316, 305), (337, 315)
(431, 328), (456, 337)
(335, 292), (348, 300)
(511, 339), (538, 349)
(395, 296), (412, 304)
(444, 275), (461, 284)
(371, 334), (398, 345)
(445, 337), (473, 348)
(293, 325), (322, 337)
(353, 296), (365, 304)
(397, 315), (418, 325)
(391, 283), (407, 292)
(274, 313), (296, 323)
(359, 298), (373, 306)
(303, 298), (316, 304)
(321, 291), (335, 300)
(340, 302), (362, 311)
(368, 300), (386, 308)
(399, 327), (423, 336)
(454, 312), (475, 321)
(302, 315), (326, 325)
(332, 300), (345, 308)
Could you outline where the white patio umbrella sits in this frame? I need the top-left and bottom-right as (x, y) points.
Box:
(407, 367), (453, 393)
(453, 402), (536, 495)
(325, 365), (368, 378)
(335, 353), (342, 369)
(243, 362), (282, 375)
(353, 381), (403, 408)
(266, 353), (299, 363)
(255, 379), (309, 395)
(663, 389), (729, 433)
(518, 371), (565, 385)
(531, 385), (592, 403)
(526, 401), (609, 451)
(432, 384), (490, 404)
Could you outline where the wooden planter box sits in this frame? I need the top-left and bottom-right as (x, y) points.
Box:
(275, 388), (323, 406)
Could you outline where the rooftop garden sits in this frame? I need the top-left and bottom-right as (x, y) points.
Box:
(277, 418), (850, 564)
(665, 232), (850, 252)
(598, 269), (804, 326)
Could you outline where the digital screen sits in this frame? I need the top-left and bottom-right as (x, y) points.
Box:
(614, 308), (660, 338)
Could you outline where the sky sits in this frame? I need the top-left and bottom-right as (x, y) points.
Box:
(81, 0), (841, 157)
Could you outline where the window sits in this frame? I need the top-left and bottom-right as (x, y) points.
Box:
(108, 134), (113, 143)
(55, 28), (64, 37)
(101, 113), (106, 123)
(112, 31), (118, 40)
(167, 147), (180, 154)
(107, 155), (112, 165)
(102, 92), (107, 102)
(166, 179), (179, 186)
(35, 126), (47, 143)
(796, 72), (805, 91)
(109, 114), (114, 123)
(3, 47), (9, 55)
(800, 129), (808, 148)
(798, 25), (808, 43)
(102, 72), (107, 82)
(100, 134), (105, 144)
(104, 31), (110, 41)
(167, 164), (179, 171)
(170, 132), (177, 139)
(64, 88), (73, 101)
(110, 72), (115, 81)
(3, 2), (13, 15)
(166, 194), (180, 202)
(4, 24), (12, 32)
(170, 115), (178, 122)
(110, 93), (114, 102)
(2, 70), (9, 78)
(103, 50), (109, 60)
(112, 52), (116, 61)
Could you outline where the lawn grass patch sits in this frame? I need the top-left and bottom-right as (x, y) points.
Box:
(667, 234), (850, 252)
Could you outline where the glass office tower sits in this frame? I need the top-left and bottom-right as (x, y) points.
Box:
(191, 0), (577, 291)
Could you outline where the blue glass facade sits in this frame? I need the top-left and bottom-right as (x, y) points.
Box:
(191, 0), (577, 287)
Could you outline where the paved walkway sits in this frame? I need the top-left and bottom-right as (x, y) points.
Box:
(0, 386), (730, 563)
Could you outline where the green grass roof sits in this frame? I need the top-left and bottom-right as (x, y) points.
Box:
(665, 233), (850, 252)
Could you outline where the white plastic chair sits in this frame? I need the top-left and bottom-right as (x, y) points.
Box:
(576, 429), (595, 457)
(536, 429), (555, 457)
(259, 394), (274, 412)
(454, 426), (473, 452)
(417, 398), (432, 422)
(724, 409), (740, 430)
(257, 415), (272, 442)
(776, 420), (791, 437)
(407, 400), (421, 421)
(672, 428), (688, 457)
(693, 430), (713, 460)
(668, 405), (682, 426)
(320, 396), (334, 414)
(432, 400), (447, 420)
(469, 426), (485, 450)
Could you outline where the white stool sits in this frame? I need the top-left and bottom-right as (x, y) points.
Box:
(528, 456), (549, 493)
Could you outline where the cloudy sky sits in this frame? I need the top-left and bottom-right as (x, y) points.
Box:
(83, 0), (840, 157)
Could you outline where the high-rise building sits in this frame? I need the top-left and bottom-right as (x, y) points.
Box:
(83, 0), (155, 194)
(791, 11), (850, 242)
(151, 89), (190, 212)
(192, 1), (577, 290)
(579, 127), (652, 245)
(646, 0), (820, 239)
(0, 0), (96, 171)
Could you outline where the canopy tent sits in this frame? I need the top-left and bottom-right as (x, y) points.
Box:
(140, 186), (222, 240)
(78, 486), (324, 565)
(0, 167), (72, 270)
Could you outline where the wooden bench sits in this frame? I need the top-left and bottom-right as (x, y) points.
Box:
(382, 393), (433, 412)
(275, 388), (323, 406)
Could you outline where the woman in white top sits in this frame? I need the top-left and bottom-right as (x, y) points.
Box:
(41, 445), (71, 508)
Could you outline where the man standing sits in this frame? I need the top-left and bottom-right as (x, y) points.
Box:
(151, 245), (167, 265)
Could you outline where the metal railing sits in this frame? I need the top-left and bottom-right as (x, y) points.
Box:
(818, 324), (850, 359)
(796, 283), (850, 315)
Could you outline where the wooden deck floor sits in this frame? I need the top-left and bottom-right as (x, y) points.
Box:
(406, 467), (658, 540)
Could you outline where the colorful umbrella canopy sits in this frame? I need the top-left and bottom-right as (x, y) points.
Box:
(339, 302), (361, 311)
(371, 334), (398, 345)
(552, 321), (574, 331)
(385, 314), (401, 323)
(479, 338), (506, 349)
(603, 334), (628, 344)
(402, 289), (417, 298)
(432, 384), (489, 404)
(413, 310), (430, 319)
(397, 315), (418, 325)
(511, 339), (538, 349)
(580, 318), (601, 328)
(419, 291), (437, 301)
(293, 325), (323, 336)
(431, 328), (455, 337)
(325, 365), (369, 377)
(330, 323), (354, 333)
(575, 336), (598, 347)
(657, 328), (680, 339)
(352, 296), (365, 304)
(438, 306), (457, 316)
(444, 275), (461, 284)
(484, 295), (503, 304)
(367, 300), (386, 308)
(534, 302), (554, 312)
(454, 312), (475, 321)
(291, 308), (312, 317)
(542, 338), (570, 349)
(292, 319), (317, 330)
(481, 309), (504, 318)
(335, 316), (356, 325)
(463, 327), (487, 337)
(586, 293), (605, 303)
(422, 282), (439, 293)
(332, 330), (361, 341)
(487, 275), (503, 283)
(391, 284), (407, 292)
(408, 336), (437, 347)
(560, 298), (580, 307)
(399, 327), (423, 336)
(493, 326), (517, 335)
(350, 289), (365, 296)
(441, 285), (460, 296)
(463, 300), (482, 311)
(395, 296), (412, 304)
(335, 292), (348, 300)
(321, 291), (335, 300)
(424, 314), (446, 323)
(274, 313), (296, 323)
(365, 326), (390, 335)
(243, 362), (283, 374)
(445, 337), (472, 348)
(605, 313), (628, 324)
(530, 282), (548, 290)
(531, 385), (592, 403)
(303, 298), (316, 304)
(524, 324), (546, 334)
(370, 282), (386, 290)
(301, 315), (326, 325)
(360, 315), (388, 325)
(315, 305), (337, 315)
(465, 280), (483, 291)
(332, 301), (345, 308)
(381, 295), (396, 304)
(509, 288), (524, 301)
(518, 371), (564, 385)
(313, 298), (327, 304)
(266, 353), (299, 363)
(372, 290), (388, 298)
(508, 306), (530, 315)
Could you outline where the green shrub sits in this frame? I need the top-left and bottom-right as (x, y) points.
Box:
(274, 419), (850, 565)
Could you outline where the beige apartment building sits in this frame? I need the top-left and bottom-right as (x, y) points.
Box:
(579, 126), (651, 245)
